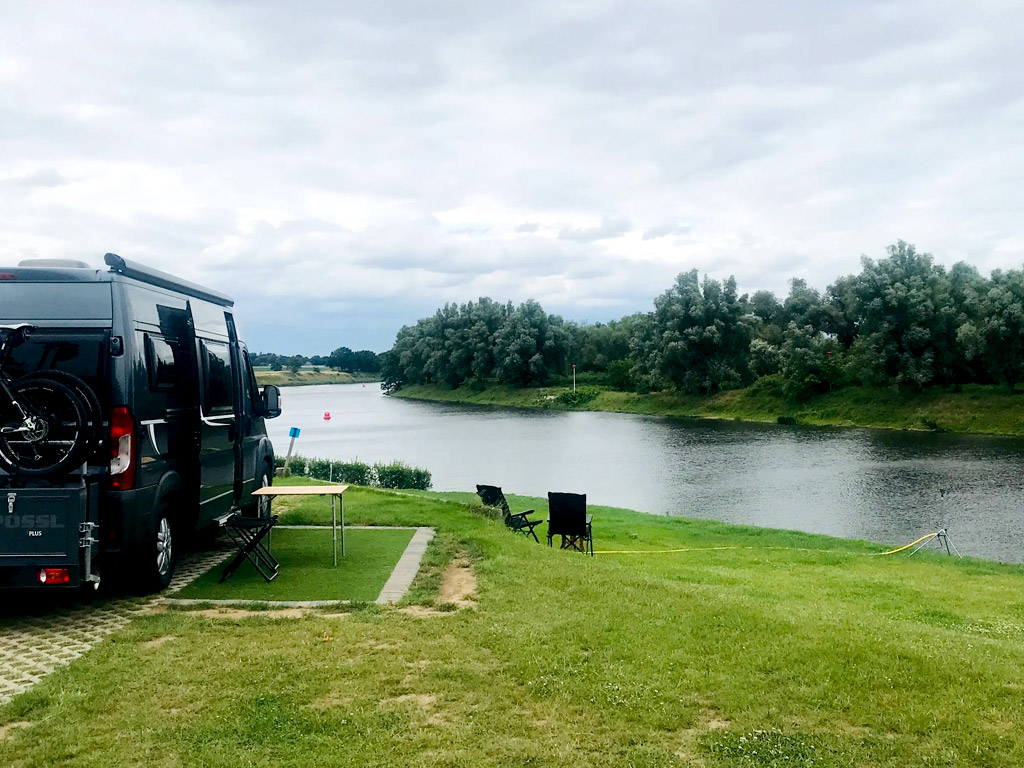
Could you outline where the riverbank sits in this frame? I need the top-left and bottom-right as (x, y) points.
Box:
(255, 369), (378, 387)
(3, 481), (1023, 766)
(391, 379), (1024, 435)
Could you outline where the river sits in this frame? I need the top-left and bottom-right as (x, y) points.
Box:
(267, 383), (1024, 563)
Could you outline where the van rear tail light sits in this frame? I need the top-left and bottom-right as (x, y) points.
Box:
(38, 568), (70, 585)
(109, 406), (136, 490)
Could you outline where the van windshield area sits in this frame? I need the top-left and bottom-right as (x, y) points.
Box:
(2, 329), (109, 407)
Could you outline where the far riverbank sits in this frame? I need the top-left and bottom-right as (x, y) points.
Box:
(390, 379), (1024, 436)
(255, 369), (379, 387)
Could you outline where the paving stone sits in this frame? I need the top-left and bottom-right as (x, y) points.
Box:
(0, 542), (231, 705)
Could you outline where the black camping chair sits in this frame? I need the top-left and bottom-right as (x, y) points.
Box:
(476, 484), (542, 543)
(219, 513), (281, 583)
(546, 492), (593, 556)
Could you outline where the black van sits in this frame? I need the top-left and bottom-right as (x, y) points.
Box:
(0, 253), (281, 592)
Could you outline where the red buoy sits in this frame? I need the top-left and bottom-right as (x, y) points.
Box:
(323, 411), (331, 421)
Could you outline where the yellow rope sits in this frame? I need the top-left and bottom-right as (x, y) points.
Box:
(593, 534), (941, 557)
(871, 532), (938, 556)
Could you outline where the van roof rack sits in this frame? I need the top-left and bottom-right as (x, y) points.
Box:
(18, 258), (92, 268)
(104, 253), (234, 307)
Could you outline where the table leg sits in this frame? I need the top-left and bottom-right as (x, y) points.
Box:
(332, 495), (337, 567)
(341, 493), (345, 556)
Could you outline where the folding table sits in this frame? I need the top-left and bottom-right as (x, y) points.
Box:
(251, 484), (350, 565)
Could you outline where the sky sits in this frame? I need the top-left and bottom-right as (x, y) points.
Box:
(1, 1), (1022, 354)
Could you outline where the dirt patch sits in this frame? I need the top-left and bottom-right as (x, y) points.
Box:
(306, 692), (353, 711)
(834, 721), (872, 737)
(438, 557), (477, 606)
(397, 605), (452, 618)
(401, 659), (434, 685)
(141, 635), (176, 649)
(179, 607), (313, 620)
(383, 693), (437, 709)
(0, 722), (30, 742)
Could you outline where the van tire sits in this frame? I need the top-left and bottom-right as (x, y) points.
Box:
(243, 463), (273, 519)
(137, 506), (176, 594)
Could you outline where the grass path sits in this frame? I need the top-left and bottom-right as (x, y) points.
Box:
(2, 483), (1023, 766)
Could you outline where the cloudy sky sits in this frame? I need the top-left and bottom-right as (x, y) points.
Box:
(1, 1), (1022, 353)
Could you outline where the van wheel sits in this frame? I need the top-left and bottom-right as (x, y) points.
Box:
(256, 466), (273, 519)
(243, 463), (273, 519)
(138, 508), (176, 593)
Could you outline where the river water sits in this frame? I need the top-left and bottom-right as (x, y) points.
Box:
(268, 384), (1024, 563)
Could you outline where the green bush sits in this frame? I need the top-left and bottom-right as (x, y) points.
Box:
(275, 454), (307, 475)
(304, 458), (373, 484)
(373, 461), (432, 490)
(277, 454), (429, 490)
(555, 385), (603, 407)
(333, 461), (374, 485)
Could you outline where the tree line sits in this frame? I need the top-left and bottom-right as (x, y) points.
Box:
(251, 347), (381, 374)
(381, 241), (1024, 399)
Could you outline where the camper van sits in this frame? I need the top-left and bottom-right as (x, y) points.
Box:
(0, 253), (281, 592)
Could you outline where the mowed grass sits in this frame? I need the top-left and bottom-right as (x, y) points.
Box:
(175, 527), (414, 602)
(2, 480), (1024, 766)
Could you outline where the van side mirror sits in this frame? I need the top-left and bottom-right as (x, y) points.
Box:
(261, 385), (282, 419)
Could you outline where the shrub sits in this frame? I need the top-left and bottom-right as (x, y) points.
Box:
(332, 461), (374, 486)
(275, 454), (428, 489)
(373, 461), (432, 490)
(555, 385), (602, 407)
(277, 455), (306, 475)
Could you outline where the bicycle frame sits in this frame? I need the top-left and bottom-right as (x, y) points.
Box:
(0, 325), (38, 436)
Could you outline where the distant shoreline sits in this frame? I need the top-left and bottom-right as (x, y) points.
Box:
(389, 380), (1024, 436)
(255, 369), (379, 387)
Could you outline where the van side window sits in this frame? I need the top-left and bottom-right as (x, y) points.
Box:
(145, 335), (177, 391)
(201, 341), (234, 414)
(243, 351), (260, 410)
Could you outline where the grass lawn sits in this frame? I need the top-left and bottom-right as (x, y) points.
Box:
(175, 527), (415, 603)
(2, 479), (1024, 766)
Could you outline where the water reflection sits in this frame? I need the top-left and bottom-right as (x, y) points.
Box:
(269, 384), (1024, 562)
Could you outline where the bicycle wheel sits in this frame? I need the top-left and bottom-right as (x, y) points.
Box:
(21, 370), (103, 453)
(0, 377), (89, 476)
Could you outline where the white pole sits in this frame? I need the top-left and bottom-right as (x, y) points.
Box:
(284, 436), (296, 476)
(572, 364), (576, 392)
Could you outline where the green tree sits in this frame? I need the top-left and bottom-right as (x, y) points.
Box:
(960, 268), (1024, 389)
(779, 323), (843, 399)
(843, 241), (957, 389)
(646, 270), (752, 394)
(493, 300), (570, 387)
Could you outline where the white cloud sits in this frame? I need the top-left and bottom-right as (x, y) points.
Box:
(0, 0), (1022, 353)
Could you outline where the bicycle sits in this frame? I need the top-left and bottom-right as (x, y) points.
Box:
(0, 324), (94, 476)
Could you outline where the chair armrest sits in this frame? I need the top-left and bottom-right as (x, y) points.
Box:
(586, 514), (593, 524)
(509, 509), (536, 520)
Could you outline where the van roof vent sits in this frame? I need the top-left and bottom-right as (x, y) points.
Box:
(18, 258), (92, 268)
